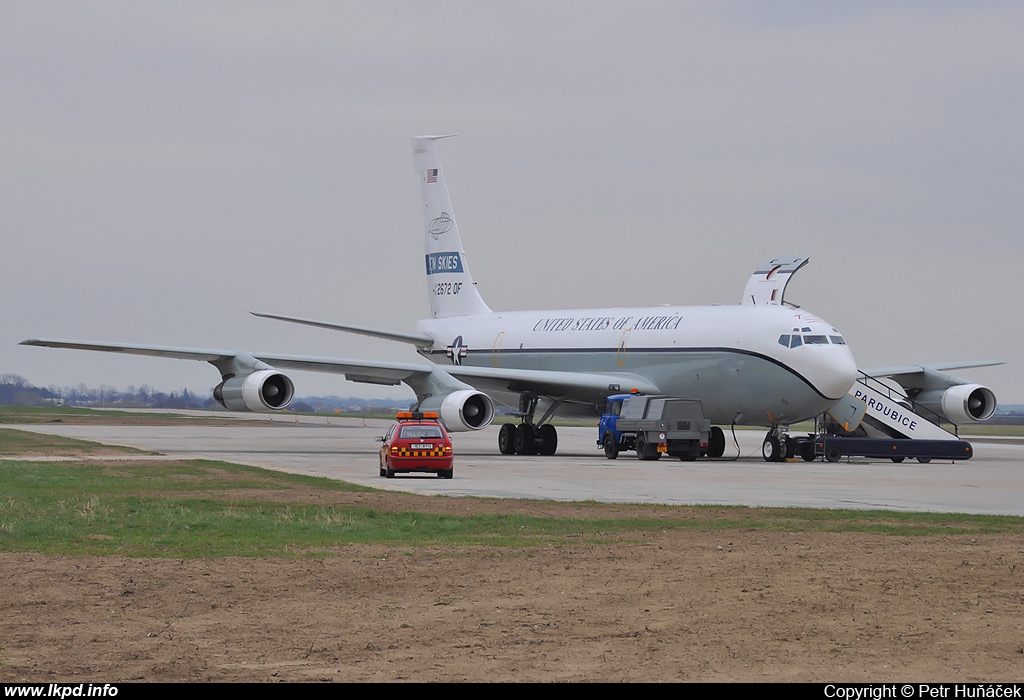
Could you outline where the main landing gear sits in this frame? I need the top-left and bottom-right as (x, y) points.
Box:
(497, 394), (560, 456)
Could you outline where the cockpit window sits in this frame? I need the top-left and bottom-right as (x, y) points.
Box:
(781, 330), (848, 349)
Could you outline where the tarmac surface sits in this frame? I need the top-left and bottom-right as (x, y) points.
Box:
(12, 412), (1024, 515)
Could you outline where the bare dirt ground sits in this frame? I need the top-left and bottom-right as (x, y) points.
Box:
(3, 417), (1023, 682)
(3, 527), (1024, 682)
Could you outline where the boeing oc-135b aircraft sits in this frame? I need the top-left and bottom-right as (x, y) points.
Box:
(22, 136), (1000, 461)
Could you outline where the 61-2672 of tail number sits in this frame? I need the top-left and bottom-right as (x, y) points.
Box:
(432, 282), (463, 296)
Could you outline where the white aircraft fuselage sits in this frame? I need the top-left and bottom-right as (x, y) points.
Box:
(416, 303), (857, 426)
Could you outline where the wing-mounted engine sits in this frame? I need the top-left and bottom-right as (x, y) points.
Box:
(741, 257), (809, 306)
(417, 389), (495, 431)
(405, 364), (495, 432)
(213, 369), (294, 412)
(913, 384), (997, 423)
(209, 353), (294, 412)
(876, 365), (1000, 424)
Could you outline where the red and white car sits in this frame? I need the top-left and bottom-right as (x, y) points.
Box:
(377, 411), (454, 479)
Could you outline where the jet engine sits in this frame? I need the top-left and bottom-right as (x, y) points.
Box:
(914, 384), (997, 424)
(418, 389), (495, 431)
(213, 370), (295, 412)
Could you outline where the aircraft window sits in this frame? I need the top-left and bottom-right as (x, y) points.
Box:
(830, 335), (847, 345)
(778, 335), (791, 348)
(804, 335), (829, 345)
(790, 335), (802, 348)
(801, 327), (812, 333)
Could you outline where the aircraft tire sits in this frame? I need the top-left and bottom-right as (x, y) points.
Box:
(603, 433), (619, 460)
(762, 434), (782, 462)
(707, 426), (726, 459)
(497, 423), (517, 455)
(538, 424), (558, 456)
(514, 423), (537, 455)
(917, 457), (932, 464)
(891, 456), (905, 463)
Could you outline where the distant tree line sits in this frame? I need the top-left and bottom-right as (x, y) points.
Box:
(0, 374), (210, 409)
(0, 374), (59, 406)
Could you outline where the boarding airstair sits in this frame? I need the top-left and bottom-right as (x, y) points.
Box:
(816, 372), (971, 462)
(831, 371), (959, 440)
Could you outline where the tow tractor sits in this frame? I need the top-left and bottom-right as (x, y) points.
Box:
(598, 392), (723, 460)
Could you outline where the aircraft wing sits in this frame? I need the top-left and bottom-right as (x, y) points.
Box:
(20, 339), (235, 363)
(20, 338), (660, 401)
(862, 360), (1005, 383)
(20, 339), (435, 386)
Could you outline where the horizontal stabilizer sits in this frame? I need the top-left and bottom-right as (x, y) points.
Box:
(251, 312), (434, 346)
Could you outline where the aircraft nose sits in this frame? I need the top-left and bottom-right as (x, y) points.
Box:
(815, 347), (858, 400)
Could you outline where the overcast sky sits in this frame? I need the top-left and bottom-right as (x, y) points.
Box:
(2, 1), (1021, 403)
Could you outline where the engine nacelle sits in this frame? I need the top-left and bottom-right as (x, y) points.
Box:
(213, 370), (295, 412)
(915, 384), (997, 423)
(418, 389), (495, 431)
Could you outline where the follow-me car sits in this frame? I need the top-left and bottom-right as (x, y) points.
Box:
(376, 411), (454, 479)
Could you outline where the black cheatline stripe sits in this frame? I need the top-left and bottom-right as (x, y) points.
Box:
(426, 346), (843, 402)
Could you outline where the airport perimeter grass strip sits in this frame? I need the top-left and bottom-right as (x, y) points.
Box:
(0, 428), (152, 456)
(2, 456), (1023, 558)
(0, 405), (212, 424)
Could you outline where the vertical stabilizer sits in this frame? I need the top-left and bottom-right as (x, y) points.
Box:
(413, 136), (492, 319)
(741, 257), (809, 306)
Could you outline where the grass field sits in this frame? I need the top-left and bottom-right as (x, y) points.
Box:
(3, 426), (1024, 559)
(0, 427), (151, 456)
